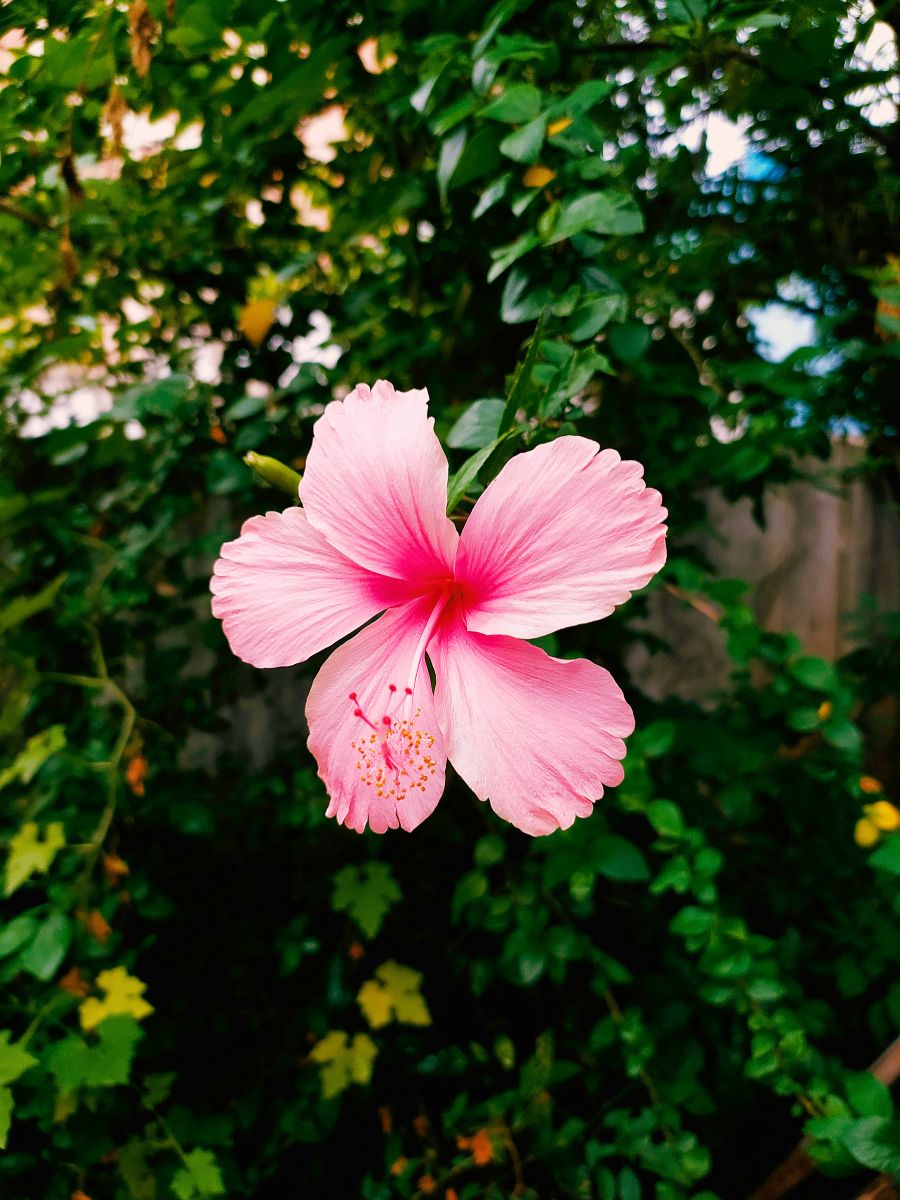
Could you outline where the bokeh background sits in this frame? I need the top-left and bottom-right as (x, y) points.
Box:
(1, 2), (899, 1198)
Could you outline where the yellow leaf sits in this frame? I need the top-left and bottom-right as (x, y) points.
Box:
(522, 165), (555, 189)
(357, 960), (431, 1030)
(864, 800), (900, 831)
(4, 821), (65, 896)
(854, 817), (880, 848)
(309, 1030), (377, 1099)
(238, 298), (277, 347)
(54, 1091), (78, 1124)
(79, 966), (154, 1031)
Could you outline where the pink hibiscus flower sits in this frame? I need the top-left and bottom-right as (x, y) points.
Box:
(210, 381), (667, 836)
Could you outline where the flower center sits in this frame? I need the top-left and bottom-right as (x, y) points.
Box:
(349, 686), (438, 802)
(346, 586), (453, 804)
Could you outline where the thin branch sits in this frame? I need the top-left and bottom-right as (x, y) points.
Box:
(854, 1176), (900, 1200)
(664, 582), (722, 623)
(0, 198), (51, 230)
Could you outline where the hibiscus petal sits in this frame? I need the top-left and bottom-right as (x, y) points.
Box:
(307, 599), (448, 834)
(456, 436), (667, 639)
(430, 615), (634, 836)
(211, 507), (414, 668)
(299, 380), (459, 583)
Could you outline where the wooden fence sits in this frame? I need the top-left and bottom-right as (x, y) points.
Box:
(626, 441), (900, 703)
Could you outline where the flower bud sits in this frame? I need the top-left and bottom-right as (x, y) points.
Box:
(243, 451), (301, 496)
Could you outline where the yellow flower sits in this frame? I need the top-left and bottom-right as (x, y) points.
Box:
(859, 775), (883, 794)
(817, 701), (832, 721)
(854, 817), (880, 848)
(547, 116), (573, 136)
(522, 165), (556, 189)
(864, 800), (900, 831)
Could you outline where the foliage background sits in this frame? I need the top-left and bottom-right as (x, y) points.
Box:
(1, 1), (899, 1198)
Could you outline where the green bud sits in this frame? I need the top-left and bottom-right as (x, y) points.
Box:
(243, 452), (302, 496)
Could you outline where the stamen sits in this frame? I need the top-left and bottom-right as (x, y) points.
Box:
(350, 705), (439, 804)
(346, 589), (451, 808)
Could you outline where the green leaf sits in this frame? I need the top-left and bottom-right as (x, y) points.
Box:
(447, 399), (506, 449)
(45, 1015), (143, 1094)
(846, 1072), (893, 1118)
(869, 835), (900, 874)
(501, 269), (552, 324)
(670, 907), (713, 937)
(0, 913), (38, 959)
(474, 834), (505, 867)
(438, 127), (468, 203)
(498, 311), (547, 432)
(608, 322), (651, 363)
(545, 192), (644, 244)
(42, 33), (114, 89)
(499, 116), (546, 163)
(647, 799), (685, 838)
(473, 173), (512, 219)
(618, 1164), (641, 1200)
(450, 126), (504, 190)
(822, 717), (862, 754)
(745, 977), (786, 1003)
(331, 863), (402, 939)
(171, 1148), (226, 1199)
(593, 836), (650, 882)
(487, 232), (541, 282)
(18, 911), (71, 981)
(446, 431), (516, 513)
(0, 574), (66, 636)
(667, 0), (708, 18)
(790, 656), (838, 692)
(224, 393), (270, 421)
(841, 1115), (900, 1174)
(118, 1141), (157, 1200)
(431, 95), (479, 137)
(567, 294), (622, 340)
(787, 707), (820, 733)
(551, 79), (613, 117)
(0, 1085), (12, 1151)
(641, 720), (676, 758)
(206, 449), (251, 496)
(481, 83), (542, 123)
(115, 375), (192, 420)
(0, 1032), (37, 1086)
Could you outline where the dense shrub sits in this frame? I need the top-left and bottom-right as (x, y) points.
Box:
(1, 1), (898, 1197)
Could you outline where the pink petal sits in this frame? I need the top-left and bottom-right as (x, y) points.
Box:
(307, 598), (448, 834)
(299, 380), (458, 583)
(456, 436), (667, 639)
(429, 614), (634, 836)
(211, 507), (414, 668)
